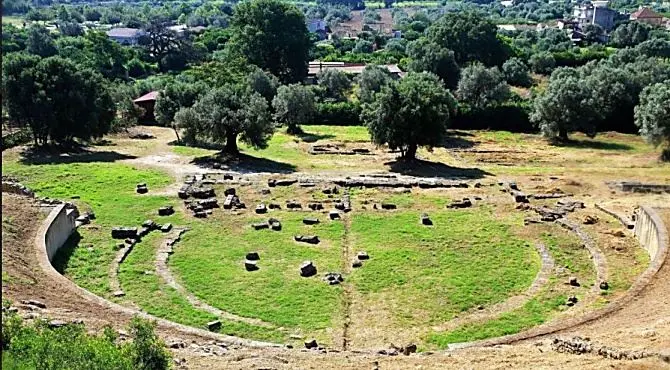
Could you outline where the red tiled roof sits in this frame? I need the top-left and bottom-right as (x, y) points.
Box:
(631, 7), (662, 19)
(133, 91), (159, 103)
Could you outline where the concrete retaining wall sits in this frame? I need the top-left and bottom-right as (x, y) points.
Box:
(634, 206), (664, 261)
(44, 205), (78, 261)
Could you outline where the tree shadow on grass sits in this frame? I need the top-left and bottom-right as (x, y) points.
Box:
(166, 140), (225, 151)
(191, 152), (296, 174)
(387, 158), (492, 180)
(51, 231), (81, 275)
(19, 146), (137, 165)
(550, 139), (633, 151)
(441, 131), (477, 150)
(295, 131), (336, 143)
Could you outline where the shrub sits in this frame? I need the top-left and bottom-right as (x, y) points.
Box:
(1, 308), (171, 370)
(314, 101), (361, 125)
(452, 101), (533, 132)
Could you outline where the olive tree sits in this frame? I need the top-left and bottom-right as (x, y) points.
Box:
(456, 63), (510, 109)
(406, 38), (460, 90)
(530, 68), (599, 140)
(317, 68), (351, 101)
(635, 82), (670, 160)
(502, 57), (532, 87)
(362, 72), (457, 160)
(174, 84), (273, 154)
(2, 54), (115, 146)
(272, 84), (316, 134)
(356, 65), (392, 103)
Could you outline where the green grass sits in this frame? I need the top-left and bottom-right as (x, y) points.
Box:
(426, 294), (566, 346)
(300, 125), (369, 142)
(1, 161), (175, 296)
(236, 125), (375, 171)
(170, 211), (345, 343)
(171, 145), (217, 157)
(118, 231), (287, 343)
(540, 229), (596, 288)
(424, 224), (597, 347)
(348, 208), (540, 325)
(2, 16), (24, 27)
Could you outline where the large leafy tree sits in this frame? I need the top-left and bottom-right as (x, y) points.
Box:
(635, 82), (670, 160)
(26, 24), (57, 57)
(57, 31), (130, 80)
(174, 84), (273, 154)
(530, 68), (599, 140)
(272, 84), (316, 134)
(610, 22), (651, 48)
(406, 38), (460, 90)
(502, 57), (532, 87)
(457, 63), (510, 109)
(317, 68), (351, 101)
(2, 55), (115, 146)
(362, 72), (457, 160)
(227, 0), (310, 84)
(528, 51), (555, 74)
(426, 12), (508, 67)
(142, 19), (181, 72)
(356, 65), (392, 104)
(246, 68), (280, 103)
(155, 82), (206, 141)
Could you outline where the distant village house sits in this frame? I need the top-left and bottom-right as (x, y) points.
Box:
(306, 62), (402, 83)
(106, 28), (146, 45)
(630, 7), (664, 26)
(573, 1), (618, 31)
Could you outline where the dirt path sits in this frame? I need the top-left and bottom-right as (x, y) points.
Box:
(338, 212), (354, 351)
(556, 219), (609, 298)
(434, 243), (555, 333)
(154, 227), (276, 328)
(560, 208), (670, 353)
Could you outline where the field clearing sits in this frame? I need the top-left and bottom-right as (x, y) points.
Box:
(2, 15), (24, 27)
(1, 124), (665, 351)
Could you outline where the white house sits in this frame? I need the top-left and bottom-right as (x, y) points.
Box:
(106, 28), (146, 45)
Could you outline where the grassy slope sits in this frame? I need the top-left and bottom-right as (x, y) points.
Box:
(170, 211), (345, 343)
(2, 127), (659, 346)
(426, 224), (595, 347)
(349, 208), (540, 326)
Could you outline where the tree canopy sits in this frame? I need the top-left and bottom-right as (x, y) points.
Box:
(635, 82), (670, 160)
(457, 63), (510, 109)
(174, 84), (273, 154)
(272, 84), (317, 134)
(227, 0), (310, 84)
(426, 12), (509, 67)
(502, 57), (532, 87)
(530, 68), (599, 140)
(406, 38), (460, 90)
(2, 54), (115, 146)
(362, 72), (457, 159)
(356, 65), (392, 104)
(317, 68), (351, 101)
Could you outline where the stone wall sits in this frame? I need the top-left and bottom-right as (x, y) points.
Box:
(634, 206), (666, 261)
(44, 204), (78, 261)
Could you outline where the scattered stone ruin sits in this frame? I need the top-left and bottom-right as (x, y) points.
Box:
(309, 144), (371, 156)
(606, 181), (670, 194)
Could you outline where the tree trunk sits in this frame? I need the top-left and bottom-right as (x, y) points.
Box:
(404, 144), (417, 160)
(223, 133), (238, 155)
(172, 124), (181, 143)
(558, 128), (569, 141)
